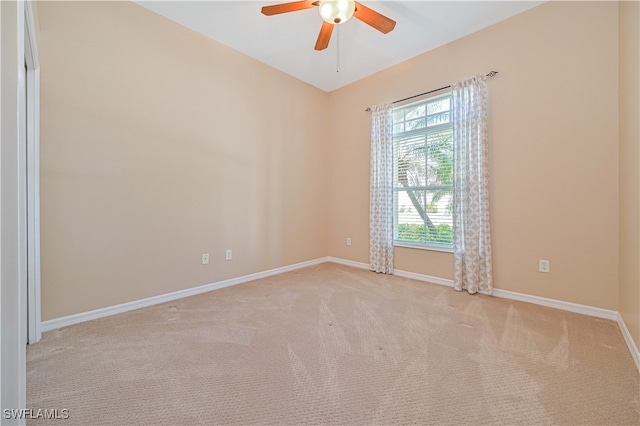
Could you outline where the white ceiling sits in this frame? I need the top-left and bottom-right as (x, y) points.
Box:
(135, 1), (543, 92)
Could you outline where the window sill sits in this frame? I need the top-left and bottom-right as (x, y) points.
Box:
(394, 242), (454, 254)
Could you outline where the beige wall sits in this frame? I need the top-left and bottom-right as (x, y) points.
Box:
(38, 1), (329, 320)
(328, 1), (620, 310)
(618, 0), (640, 348)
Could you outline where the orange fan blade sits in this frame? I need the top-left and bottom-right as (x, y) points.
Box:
(261, 1), (316, 16)
(353, 2), (396, 34)
(314, 21), (334, 50)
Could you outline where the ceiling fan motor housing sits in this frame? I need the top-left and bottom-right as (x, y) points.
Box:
(318, 0), (356, 25)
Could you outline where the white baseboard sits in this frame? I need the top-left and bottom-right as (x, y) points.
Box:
(326, 256), (453, 287)
(326, 256), (368, 270)
(393, 270), (455, 288)
(490, 288), (618, 320)
(328, 256), (617, 319)
(41, 257), (328, 333)
(41, 255), (640, 373)
(616, 312), (640, 372)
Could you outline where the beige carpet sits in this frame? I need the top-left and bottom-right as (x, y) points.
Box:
(28, 263), (639, 425)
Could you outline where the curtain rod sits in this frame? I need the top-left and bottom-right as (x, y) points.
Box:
(365, 71), (498, 112)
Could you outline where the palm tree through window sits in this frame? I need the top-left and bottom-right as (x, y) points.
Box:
(392, 93), (454, 248)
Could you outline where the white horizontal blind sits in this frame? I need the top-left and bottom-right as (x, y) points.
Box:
(392, 93), (454, 248)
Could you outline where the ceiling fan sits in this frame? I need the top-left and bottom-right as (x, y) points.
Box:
(261, 0), (396, 51)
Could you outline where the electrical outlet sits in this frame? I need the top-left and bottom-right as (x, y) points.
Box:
(201, 253), (209, 265)
(539, 259), (550, 273)
(346, 237), (352, 246)
(225, 250), (232, 261)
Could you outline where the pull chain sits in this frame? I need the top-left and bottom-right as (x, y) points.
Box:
(336, 25), (340, 73)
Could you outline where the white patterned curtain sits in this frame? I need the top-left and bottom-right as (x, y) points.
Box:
(452, 76), (493, 294)
(369, 104), (394, 274)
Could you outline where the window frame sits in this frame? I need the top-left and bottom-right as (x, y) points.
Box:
(392, 92), (454, 252)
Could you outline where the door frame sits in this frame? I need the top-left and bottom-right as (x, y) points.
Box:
(24, 0), (41, 344)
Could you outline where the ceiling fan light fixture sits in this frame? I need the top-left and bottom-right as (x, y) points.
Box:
(319, 0), (356, 25)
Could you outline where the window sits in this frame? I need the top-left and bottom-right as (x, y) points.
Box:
(392, 93), (453, 249)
